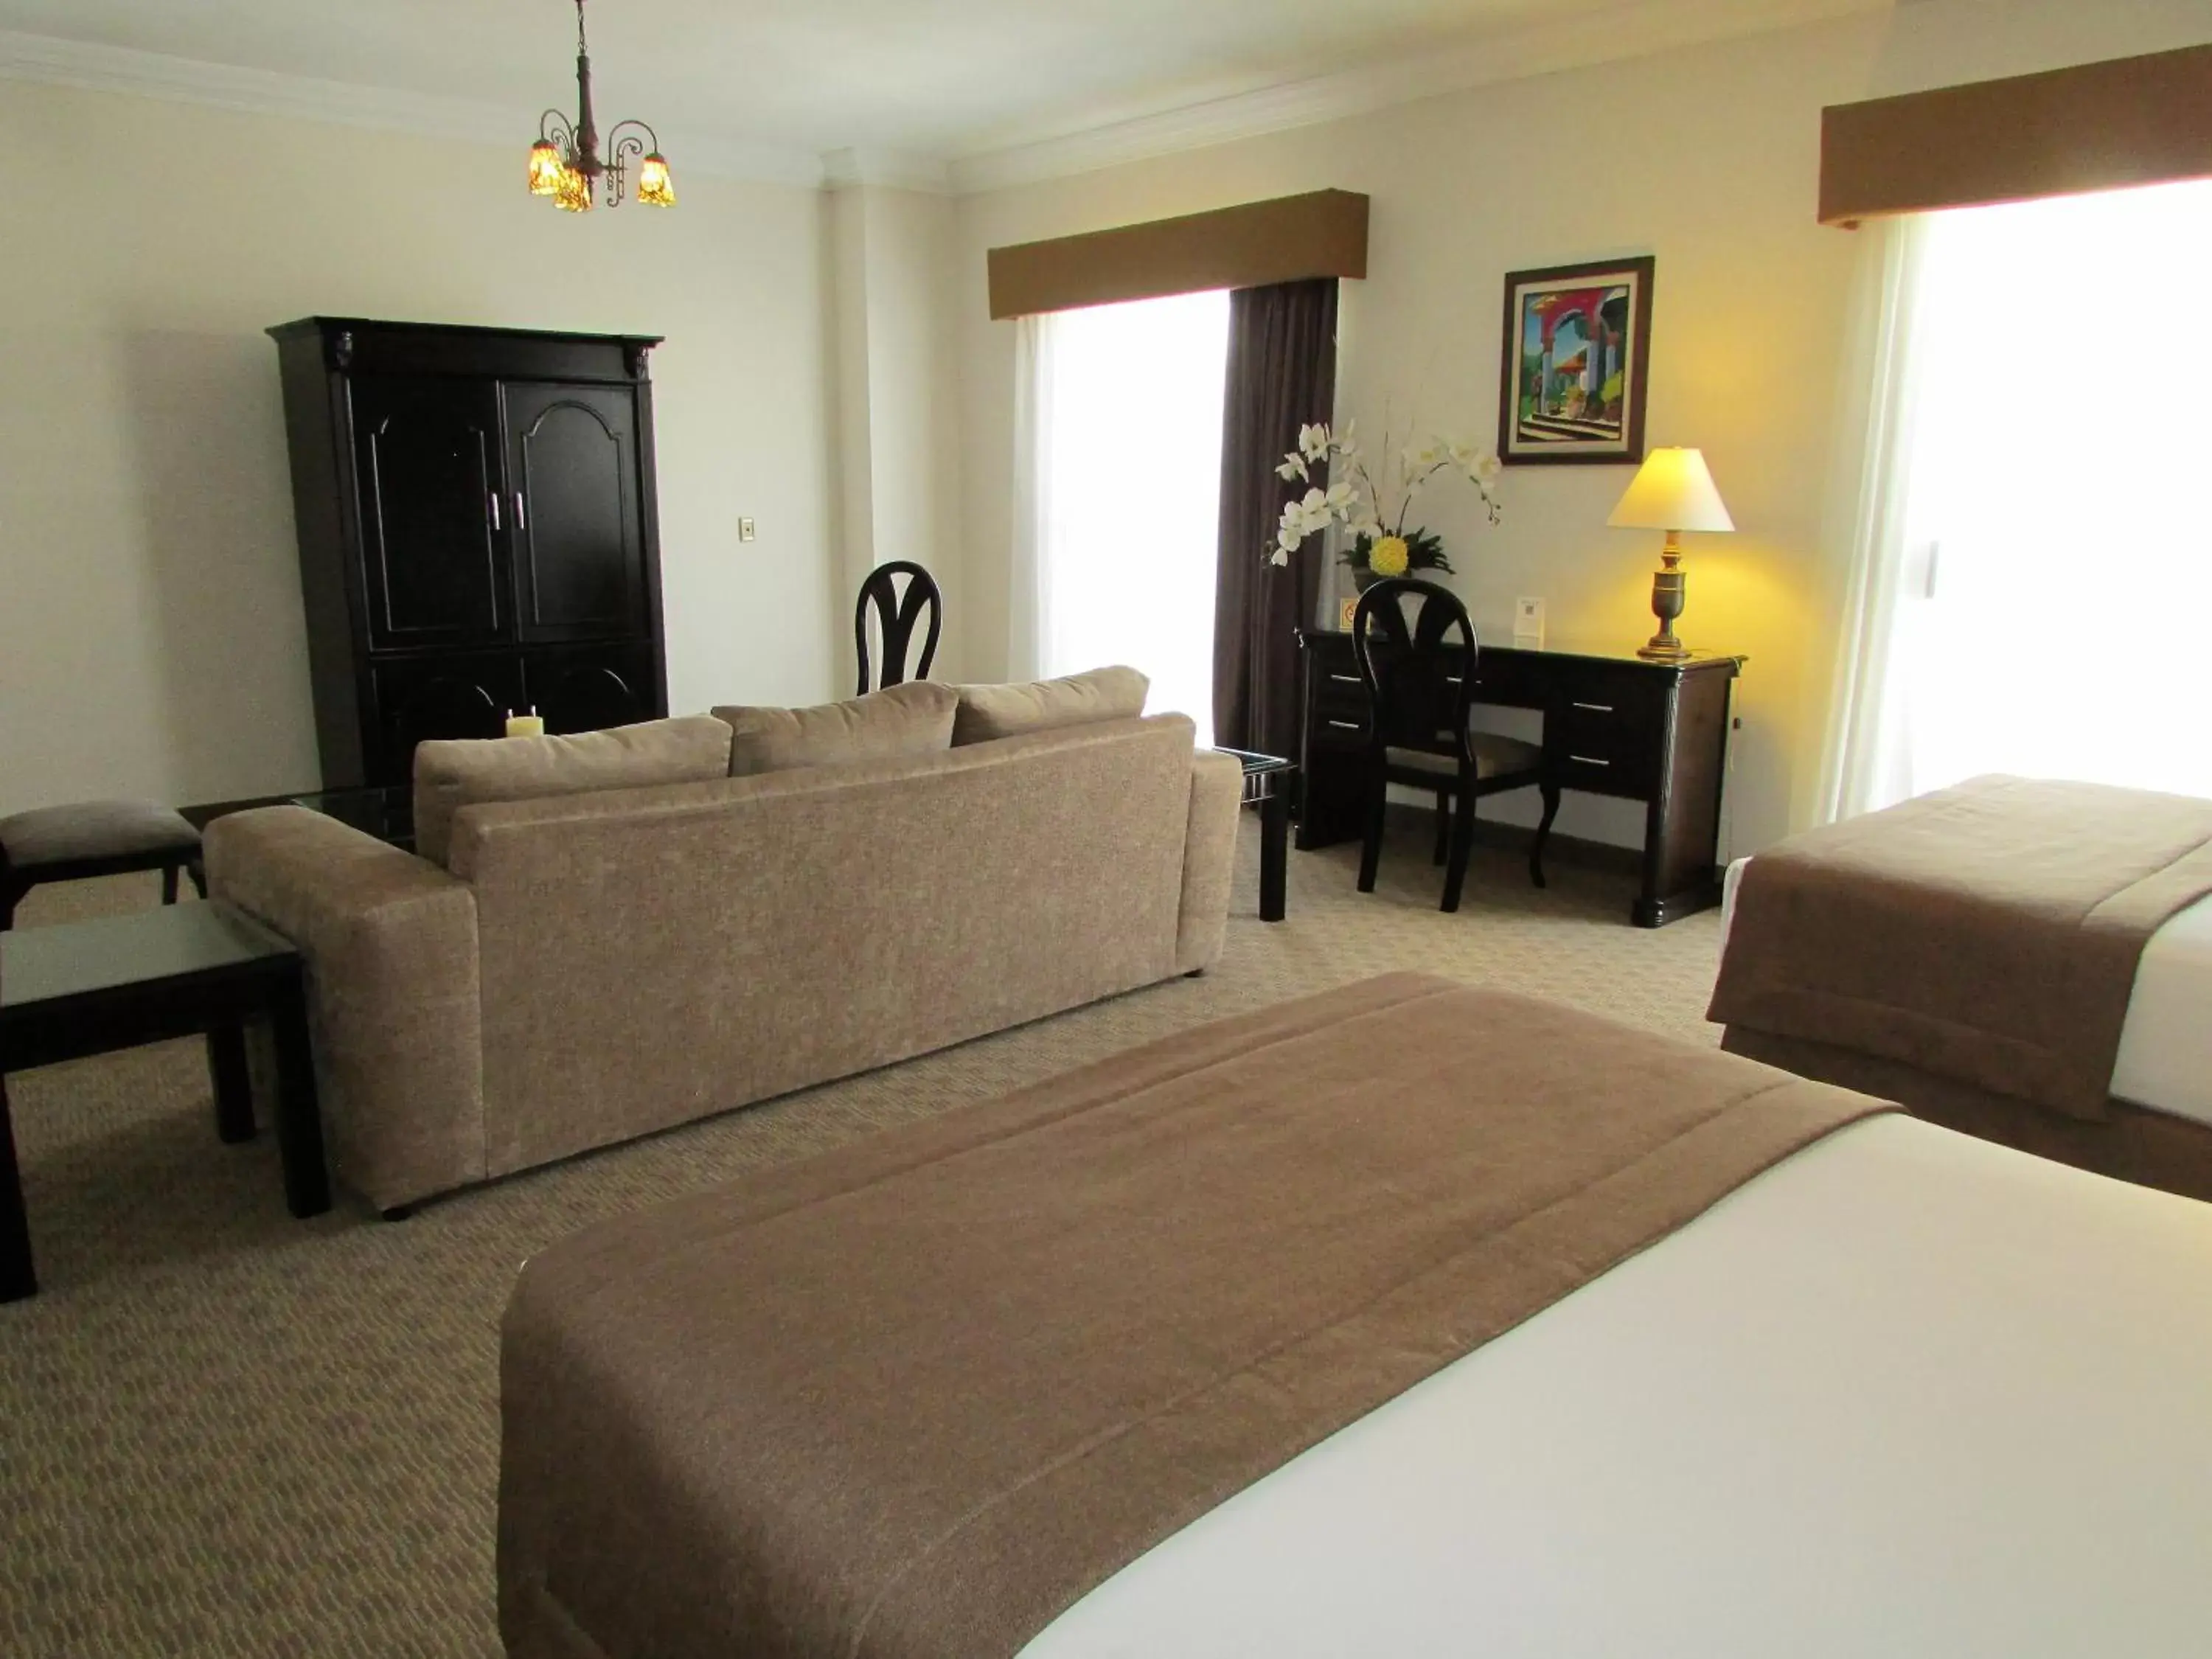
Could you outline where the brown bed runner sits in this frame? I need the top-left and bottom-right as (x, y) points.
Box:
(1709, 775), (2212, 1121)
(498, 973), (1887, 1659)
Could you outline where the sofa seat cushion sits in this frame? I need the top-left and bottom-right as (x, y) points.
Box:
(413, 717), (735, 868)
(0, 800), (201, 869)
(714, 681), (959, 777)
(953, 667), (1150, 745)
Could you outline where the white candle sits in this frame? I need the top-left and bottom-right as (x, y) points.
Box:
(505, 709), (546, 739)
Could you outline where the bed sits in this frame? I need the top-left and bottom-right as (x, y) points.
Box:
(497, 972), (2212, 1659)
(1711, 776), (2212, 1200)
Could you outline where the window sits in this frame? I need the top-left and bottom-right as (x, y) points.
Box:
(1885, 178), (2212, 801)
(1029, 291), (1231, 746)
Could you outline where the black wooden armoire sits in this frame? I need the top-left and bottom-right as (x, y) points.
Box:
(268, 318), (669, 788)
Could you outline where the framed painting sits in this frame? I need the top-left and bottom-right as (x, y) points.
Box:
(1497, 256), (1655, 466)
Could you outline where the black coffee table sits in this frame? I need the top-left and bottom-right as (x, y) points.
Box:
(0, 902), (330, 1301)
(1215, 748), (1296, 922)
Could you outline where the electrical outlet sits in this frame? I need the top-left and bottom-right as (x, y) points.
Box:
(1513, 596), (1545, 646)
(738, 517), (757, 543)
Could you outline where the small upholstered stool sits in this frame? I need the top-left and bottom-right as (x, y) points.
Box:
(0, 800), (206, 929)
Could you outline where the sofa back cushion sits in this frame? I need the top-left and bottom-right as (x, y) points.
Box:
(953, 667), (1149, 745)
(714, 681), (959, 778)
(413, 716), (734, 868)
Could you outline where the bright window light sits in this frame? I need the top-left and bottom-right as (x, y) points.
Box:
(1037, 290), (1231, 747)
(1895, 178), (2212, 799)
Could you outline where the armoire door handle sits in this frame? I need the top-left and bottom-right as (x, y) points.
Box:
(514, 492), (527, 531)
(488, 493), (501, 530)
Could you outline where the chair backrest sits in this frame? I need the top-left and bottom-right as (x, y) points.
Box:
(1350, 577), (1478, 762)
(855, 562), (944, 695)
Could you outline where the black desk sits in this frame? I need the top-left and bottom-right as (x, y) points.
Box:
(0, 903), (329, 1301)
(1214, 749), (1295, 922)
(1297, 630), (1743, 927)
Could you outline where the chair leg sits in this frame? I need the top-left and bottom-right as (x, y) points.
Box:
(1530, 780), (1561, 890)
(161, 863), (181, 905)
(1441, 779), (1478, 913)
(1432, 790), (1451, 865)
(1356, 759), (1388, 894)
(0, 874), (26, 932)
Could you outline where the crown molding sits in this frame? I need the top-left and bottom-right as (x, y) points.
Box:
(947, 0), (1893, 194)
(0, 29), (826, 190)
(821, 147), (955, 195)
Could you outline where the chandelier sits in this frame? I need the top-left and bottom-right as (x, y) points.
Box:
(526, 0), (674, 213)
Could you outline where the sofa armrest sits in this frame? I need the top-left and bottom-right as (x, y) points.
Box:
(1176, 750), (1244, 973)
(204, 807), (484, 1211)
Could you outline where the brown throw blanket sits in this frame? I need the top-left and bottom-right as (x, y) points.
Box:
(499, 973), (1886, 1659)
(1710, 775), (2212, 1122)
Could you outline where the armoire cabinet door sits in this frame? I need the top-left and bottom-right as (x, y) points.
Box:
(369, 653), (526, 785)
(349, 376), (508, 651)
(524, 642), (660, 734)
(502, 383), (647, 644)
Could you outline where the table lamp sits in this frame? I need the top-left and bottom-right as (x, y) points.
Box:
(1607, 447), (1734, 661)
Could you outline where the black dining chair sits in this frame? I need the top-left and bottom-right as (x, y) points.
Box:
(1351, 578), (1559, 913)
(854, 561), (944, 695)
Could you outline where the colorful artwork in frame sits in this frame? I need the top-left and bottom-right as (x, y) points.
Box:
(1497, 256), (1655, 466)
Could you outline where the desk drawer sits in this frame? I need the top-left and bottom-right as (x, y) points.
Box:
(1313, 664), (1368, 720)
(1551, 698), (1660, 798)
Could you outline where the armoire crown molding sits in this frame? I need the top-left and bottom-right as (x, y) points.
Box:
(0, 27), (826, 191)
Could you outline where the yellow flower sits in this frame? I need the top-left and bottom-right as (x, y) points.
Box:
(1368, 535), (1411, 577)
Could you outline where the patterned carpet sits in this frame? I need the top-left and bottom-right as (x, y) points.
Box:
(0, 819), (1723, 1657)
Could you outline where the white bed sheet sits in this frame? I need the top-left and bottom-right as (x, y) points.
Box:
(1719, 857), (2212, 1129)
(1020, 1116), (2212, 1658)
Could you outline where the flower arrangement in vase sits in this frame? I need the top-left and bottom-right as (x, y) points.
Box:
(1268, 422), (1503, 589)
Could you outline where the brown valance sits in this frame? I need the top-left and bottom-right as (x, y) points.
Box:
(987, 189), (1368, 319)
(1820, 44), (2212, 226)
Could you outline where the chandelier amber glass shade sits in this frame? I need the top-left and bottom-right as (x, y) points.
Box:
(636, 153), (675, 207)
(553, 164), (594, 213)
(527, 139), (564, 196)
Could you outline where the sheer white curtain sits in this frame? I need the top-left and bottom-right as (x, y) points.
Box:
(1822, 179), (2212, 814)
(1007, 291), (1232, 743)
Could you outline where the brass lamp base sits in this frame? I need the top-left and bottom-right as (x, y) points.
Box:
(1636, 531), (1692, 661)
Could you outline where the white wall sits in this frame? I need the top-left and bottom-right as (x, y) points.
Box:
(946, 0), (2212, 856)
(824, 182), (964, 675)
(0, 80), (838, 815)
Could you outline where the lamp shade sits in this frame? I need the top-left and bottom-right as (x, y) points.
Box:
(1607, 447), (1736, 533)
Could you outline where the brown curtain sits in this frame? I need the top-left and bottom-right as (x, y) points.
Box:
(1211, 278), (1339, 757)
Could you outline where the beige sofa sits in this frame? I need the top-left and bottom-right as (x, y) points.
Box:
(206, 701), (1241, 1212)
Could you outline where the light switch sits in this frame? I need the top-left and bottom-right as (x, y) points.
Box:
(738, 517), (757, 543)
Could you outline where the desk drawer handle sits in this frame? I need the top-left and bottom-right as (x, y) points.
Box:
(1329, 673), (1361, 686)
(1568, 754), (1611, 768)
(1327, 719), (1362, 732)
(1571, 701), (1615, 714)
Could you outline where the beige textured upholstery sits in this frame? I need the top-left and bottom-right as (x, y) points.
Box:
(205, 807), (484, 1211)
(953, 667), (1149, 745)
(713, 681), (958, 777)
(1386, 732), (1544, 780)
(411, 717), (734, 868)
(0, 800), (200, 866)
(1178, 750), (1243, 973)
(209, 715), (1234, 1210)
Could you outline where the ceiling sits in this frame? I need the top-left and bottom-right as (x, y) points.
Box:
(0, 0), (1846, 175)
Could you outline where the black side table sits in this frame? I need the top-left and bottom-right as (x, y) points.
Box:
(0, 903), (330, 1301)
(1216, 749), (1296, 923)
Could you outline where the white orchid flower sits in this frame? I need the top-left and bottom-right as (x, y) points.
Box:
(1298, 423), (1332, 462)
(1473, 453), (1503, 490)
(1324, 480), (1355, 515)
(1277, 455), (1308, 482)
(1267, 547), (1290, 566)
(1277, 522), (1303, 552)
